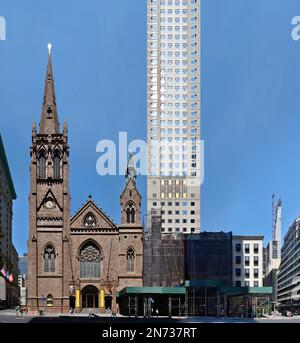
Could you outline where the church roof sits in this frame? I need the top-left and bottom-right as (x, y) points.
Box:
(120, 178), (142, 200)
(70, 197), (117, 228)
(120, 152), (141, 199)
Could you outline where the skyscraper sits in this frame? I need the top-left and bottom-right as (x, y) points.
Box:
(147, 0), (201, 234)
(264, 198), (282, 303)
(266, 198), (282, 274)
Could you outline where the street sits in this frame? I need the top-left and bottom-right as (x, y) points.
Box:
(1, 309), (300, 324)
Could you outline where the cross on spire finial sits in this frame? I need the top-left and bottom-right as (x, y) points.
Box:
(47, 42), (52, 55)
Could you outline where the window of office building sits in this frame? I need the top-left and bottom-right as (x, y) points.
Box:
(245, 256), (250, 266)
(235, 268), (241, 277)
(236, 243), (241, 253)
(245, 269), (250, 278)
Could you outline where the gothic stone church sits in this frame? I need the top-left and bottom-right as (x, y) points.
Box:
(27, 52), (143, 313)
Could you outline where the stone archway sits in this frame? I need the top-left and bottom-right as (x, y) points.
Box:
(81, 285), (99, 310)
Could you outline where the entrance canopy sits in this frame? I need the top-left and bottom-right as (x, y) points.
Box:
(185, 280), (272, 296)
(220, 286), (273, 296)
(118, 286), (186, 297)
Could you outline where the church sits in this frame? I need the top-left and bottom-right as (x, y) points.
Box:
(27, 50), (143, 313)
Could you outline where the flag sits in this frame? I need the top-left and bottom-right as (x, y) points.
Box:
(1, 267), (6, 277)
(8, 274), (14, 283)
(5, 271), (10, 280)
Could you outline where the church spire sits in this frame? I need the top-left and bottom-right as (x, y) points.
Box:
(126, 152), (137, 182)
(39, 43), (60, 134)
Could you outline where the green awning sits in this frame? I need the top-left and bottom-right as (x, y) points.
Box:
(184, 280), (273, 296)
(220, 286), (273, 295)
(185, 279), (223, 288)
(118, 287), (186, 297)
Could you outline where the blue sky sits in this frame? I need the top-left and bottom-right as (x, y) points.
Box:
(1, 0), (300, 255)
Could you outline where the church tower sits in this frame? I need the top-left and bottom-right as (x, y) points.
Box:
(27, 46), (72, 312)
(118, 153), (143, 289)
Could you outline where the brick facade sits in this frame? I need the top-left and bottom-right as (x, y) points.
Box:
(27, 52), (143, 314)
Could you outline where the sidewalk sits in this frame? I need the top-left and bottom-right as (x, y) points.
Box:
(0, 308), (122, 318)
(0, 309), (17, 316)
(260, 314), (300, 320)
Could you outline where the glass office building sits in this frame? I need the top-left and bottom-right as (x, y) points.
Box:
(185, 232), (233, 285)
(277, 216), (300, 312)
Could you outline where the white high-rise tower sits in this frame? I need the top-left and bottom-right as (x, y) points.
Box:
(147, 0), (201, 234)
(266, 198), (282, 273)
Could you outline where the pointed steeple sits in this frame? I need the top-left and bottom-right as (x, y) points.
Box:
(126, 152), (137, 182)
(39, 43), (60, 134)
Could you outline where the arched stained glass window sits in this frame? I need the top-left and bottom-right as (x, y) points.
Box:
(53, 152), (60, 179)
(130, 208), (135, 223)
(80, 242), (101, 279)
(39, 153), (46, 179)
(126, 203), (136, 224)
(126, 248), (135, 272)
(44, 244), (56, 272)
(126, 208), (131, 224)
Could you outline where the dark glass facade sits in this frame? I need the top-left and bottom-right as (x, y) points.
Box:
(185, 232), (233, 286)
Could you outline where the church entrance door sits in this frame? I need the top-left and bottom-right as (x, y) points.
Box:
(81, 285), (99, 310)
(105, 295), (113, 310)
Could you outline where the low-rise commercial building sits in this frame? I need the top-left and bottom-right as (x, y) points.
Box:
(140, 227), (271, 318)
(232, 236), (264, 288)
